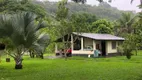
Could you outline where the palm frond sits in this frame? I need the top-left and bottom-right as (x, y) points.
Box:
(0, 12), (50, 53)
(0, 14), (13, 37)
(31, 34), (50, 55)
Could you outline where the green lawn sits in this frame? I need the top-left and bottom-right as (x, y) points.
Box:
(1, 51), (142, 80)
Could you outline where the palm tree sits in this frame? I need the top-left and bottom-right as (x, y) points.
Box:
(29, 33), (50, 59)
(0, 12), (50, 69)
(115, 12), (136, 36)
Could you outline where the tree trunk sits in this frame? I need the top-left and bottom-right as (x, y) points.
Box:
(126, 49), (132, 59)
(0, 56), (1, 63)
(135, 49), (138, 56)
(40, 52), (44, 59)
(29, 51), (34, 58)
(14, 56), (23, 69)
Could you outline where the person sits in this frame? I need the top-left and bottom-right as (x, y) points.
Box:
(67, 48), (72, 57)
(94, 49), (101, 57)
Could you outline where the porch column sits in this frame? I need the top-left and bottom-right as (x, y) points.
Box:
(93, 40), (96, 50)
(55, 43), (58, 53)
(81, 37), (84, 50)
(71, 34), (74, 50)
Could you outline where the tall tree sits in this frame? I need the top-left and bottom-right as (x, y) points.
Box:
(91, 19), (113, 34)
(71, 12), (97, 32)
(115, 12), (136, 36)
(55, 0), (71, 59)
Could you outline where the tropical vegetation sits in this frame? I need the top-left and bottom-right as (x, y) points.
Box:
(0, 0), (141, 71)
(0, 12), (50, 69)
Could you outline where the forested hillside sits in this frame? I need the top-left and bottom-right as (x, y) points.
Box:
(0, 0), (141, 61)
(33, 1), (133, 21)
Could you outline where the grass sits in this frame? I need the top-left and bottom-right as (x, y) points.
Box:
(1, 51), (142, 80)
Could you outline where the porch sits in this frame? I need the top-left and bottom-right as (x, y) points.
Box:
(55, 32), (124, 56)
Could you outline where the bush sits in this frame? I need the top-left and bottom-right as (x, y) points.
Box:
(117, 46), (124, 56)
(124, 49), (132, 59)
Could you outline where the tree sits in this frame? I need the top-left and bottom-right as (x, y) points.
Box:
(34, 1), (125, 21)
(0, 12), (50, 69)
(122, 34), (140, 59)
(55, 0), (70, 59)
(71, 0), (86, 3)
(55, 0), (90, 59)
(29, 33), (50, 59)
(0, 43), (5, 62)
(91, 19), (113, 34)
(71, 12), (97, 32)
(71, 0), (142, 5)
(115, 12), (136, 37)
(116, 12), (142, 58)
(0, 0), (46, 17)
(132, 13), (142, 55)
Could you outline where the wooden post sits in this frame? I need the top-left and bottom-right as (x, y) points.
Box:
(81, 37), (84, 50)
(71, 34), (74, 50)
(93, 40), (96, 50)
(55, 43), (58, 53)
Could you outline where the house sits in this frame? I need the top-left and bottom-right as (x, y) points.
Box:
(55, 32), (125, 56)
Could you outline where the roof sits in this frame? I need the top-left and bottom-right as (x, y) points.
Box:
(73, 32), (125, 41)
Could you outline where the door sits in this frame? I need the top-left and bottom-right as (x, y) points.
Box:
(101, 41), (106, 56)
(96, 44), (100, 50)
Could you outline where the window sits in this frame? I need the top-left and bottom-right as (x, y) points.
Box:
(112, 41), (116, 49)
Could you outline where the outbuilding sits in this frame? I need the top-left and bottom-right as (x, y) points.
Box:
(55, 32), (125, 56)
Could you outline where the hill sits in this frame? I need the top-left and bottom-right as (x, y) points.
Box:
(32, 1), (133, 21)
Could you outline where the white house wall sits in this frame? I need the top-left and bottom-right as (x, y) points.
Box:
(106, 41), (118, 54)
(72, 50), (94, 54)
(72, 37), (122, 55)
(83, 37), (93, 49)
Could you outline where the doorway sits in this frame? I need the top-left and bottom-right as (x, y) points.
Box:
(73, 38), (81, 50)
(101, 41), (106, 56)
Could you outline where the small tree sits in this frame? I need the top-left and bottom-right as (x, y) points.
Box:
(0, 12), (50, 69)
(30, 33), (50, 59)
(55, 0), (87, 59)
(122, 34), (141, 59)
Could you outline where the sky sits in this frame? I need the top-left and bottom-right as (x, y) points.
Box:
(40, 0), (141, 12)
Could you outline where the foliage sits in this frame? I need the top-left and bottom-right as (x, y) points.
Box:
(0, 12), (50, 68)
(122, 34), (135, 59)
(33, 1), (127, 21)
(71, 12), (97, 32)
(91, 19), (113, 34)
(71, 0), (86, 3)
(0, 0), (46, 17)
(30, 33), (50, 59)
(115, 12), (141, 59)
(55, 0), (71, 36)
(115, 12), (136, 36)
(56, 0), (68, 21)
